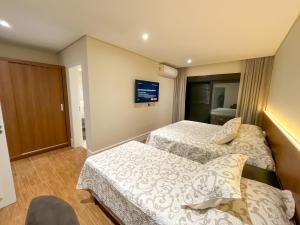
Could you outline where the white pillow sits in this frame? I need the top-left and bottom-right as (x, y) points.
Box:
(281, 190), (295, 220)
(211, 117), (242, 144)
(240, 178), (295, 224)
(181, 154), (248, 209)
(236, 124), (266, 140)
(213, 178), (295, 225)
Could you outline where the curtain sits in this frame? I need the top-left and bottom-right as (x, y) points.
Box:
(236, 56), (274, 125)
(172, 69), (187, 122)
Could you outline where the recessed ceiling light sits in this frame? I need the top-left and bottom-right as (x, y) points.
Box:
(0, 20), (11, 28)
(142, 33), (149, 41)
(187, 59), (192, 64)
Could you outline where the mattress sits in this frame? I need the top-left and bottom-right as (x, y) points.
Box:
(146, 120), (275, 171)
(77, 141), (284, 225)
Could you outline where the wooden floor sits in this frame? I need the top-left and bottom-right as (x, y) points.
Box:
(0, 147), (115, 225)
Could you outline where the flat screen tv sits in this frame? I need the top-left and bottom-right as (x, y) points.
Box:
(135, 80), (159, 103)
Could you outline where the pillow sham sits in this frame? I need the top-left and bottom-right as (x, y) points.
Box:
(281, 190), (295, 219)
(236, 124), (266, 140)
(213, 178), (295, 225)
(211, 117), (242, 144)
(229, 139), (275, 171)
(240, 178), (295, 224)
(181, 153), (248, 209)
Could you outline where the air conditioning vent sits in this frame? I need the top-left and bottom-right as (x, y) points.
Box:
(159, 64), (178, 79)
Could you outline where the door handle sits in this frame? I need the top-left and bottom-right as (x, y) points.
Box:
(61, 104), (64, 112)
(0, 125), (3, 134)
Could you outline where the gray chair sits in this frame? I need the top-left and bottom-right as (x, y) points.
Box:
(25, 196), (80, 225)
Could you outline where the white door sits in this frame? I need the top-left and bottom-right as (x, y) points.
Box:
(0, 102), (16, 208)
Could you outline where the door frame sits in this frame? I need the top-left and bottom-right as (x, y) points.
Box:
(0, 57), (71, 160)
(0, 101), (16, 208)
(67, 65), (85, 148)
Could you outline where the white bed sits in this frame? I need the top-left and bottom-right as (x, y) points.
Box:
(210, 108), (237, 125)
(146, 120), (275, 171)
(210, 107), (236, 117)
(77, 141), (292, 225)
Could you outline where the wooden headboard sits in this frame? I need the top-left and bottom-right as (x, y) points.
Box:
(262, 112), (300, 224)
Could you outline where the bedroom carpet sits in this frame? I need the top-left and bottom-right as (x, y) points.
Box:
(0, 147), (115, 225)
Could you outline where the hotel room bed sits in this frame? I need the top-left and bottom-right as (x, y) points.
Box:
(146, 120), (275, 171)
(77, 141), (294, 225)
(210, 108), (236, 125)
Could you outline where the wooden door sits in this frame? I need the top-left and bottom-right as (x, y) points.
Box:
(0, 59), (70, 160)
(185, 82), (211, 123)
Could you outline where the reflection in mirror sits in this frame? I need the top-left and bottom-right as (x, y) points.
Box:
(210, 82), (240, 125)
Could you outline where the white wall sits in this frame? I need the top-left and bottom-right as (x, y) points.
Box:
(86, 36), (174, 151)
(181, 61), (242, 77)
(267, 15), (300, 142)
(0, 41), (59, 64)
(59, 37), (92, 150)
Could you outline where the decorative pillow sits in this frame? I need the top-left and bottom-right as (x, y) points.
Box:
(214, 178), (295, 225)
(242, 178), (295, 224)
(181, 154), (248, 209)
(236, 124), (265, 139)
(211, 117), (242, 144)
(229, 138), (275, 171)
(281, 190), (295, 220)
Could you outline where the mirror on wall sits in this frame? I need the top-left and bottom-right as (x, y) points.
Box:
(210, 82), (239, 125)
(185, 74), (240, 125)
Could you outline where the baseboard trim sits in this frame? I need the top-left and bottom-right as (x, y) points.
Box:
(11, 142), (70, 161)
(87, 132), (150, 156)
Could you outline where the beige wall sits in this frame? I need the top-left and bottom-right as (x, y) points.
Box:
(181, 61), (242, 77)
(86, 36), (174, 151)
(60, 36), (174, 152)
(0, 41), (59, 64)
(266, 15), (300, 142)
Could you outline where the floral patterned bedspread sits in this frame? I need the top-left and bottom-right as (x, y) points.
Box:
(146, 120), (275, 171)
(77, 141), (291, 225)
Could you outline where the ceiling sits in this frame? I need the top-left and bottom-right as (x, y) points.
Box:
(1, 0), (300, 67)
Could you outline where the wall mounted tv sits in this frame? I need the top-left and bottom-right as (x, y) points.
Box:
(135, 80), (159, 103)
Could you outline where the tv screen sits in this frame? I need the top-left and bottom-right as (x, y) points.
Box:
(135, 80), (159, 103)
